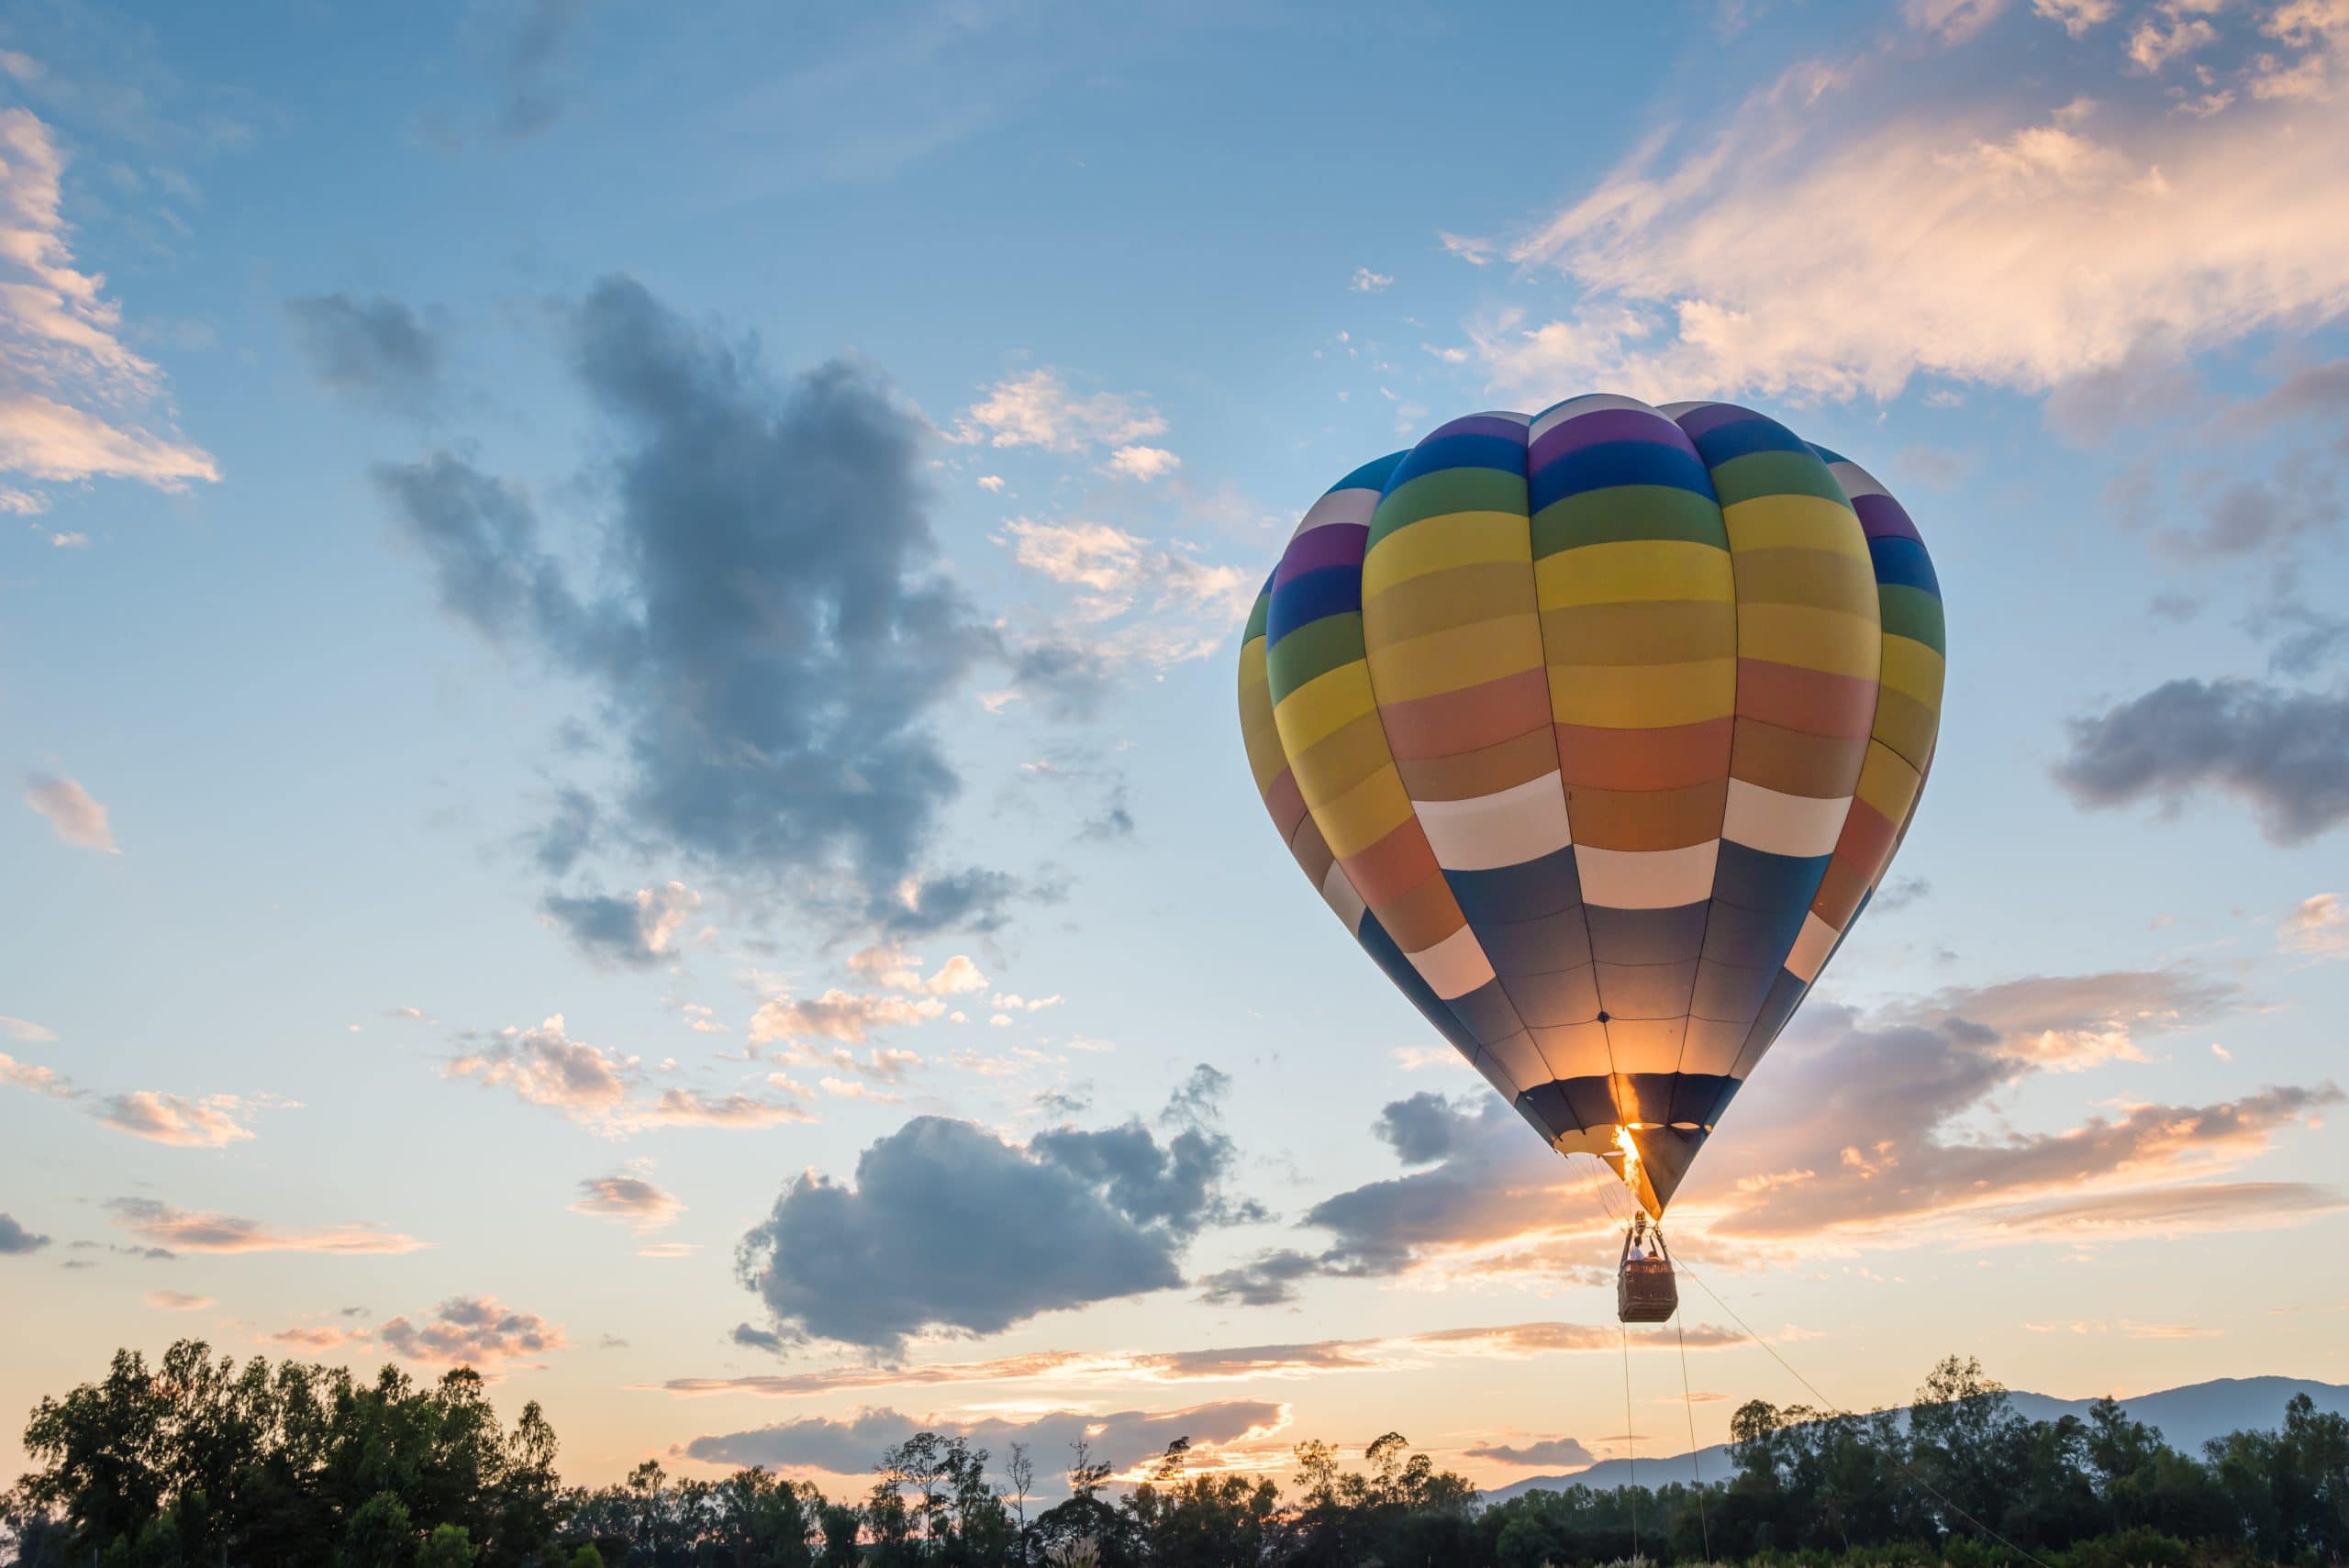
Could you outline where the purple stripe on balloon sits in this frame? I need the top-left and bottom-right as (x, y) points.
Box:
(1273, 521), (1368, 586)
(1428, 414), (1533, 444)
(1853, 495), (1921, 543)
(1529, 407), (1696, 472)
(1670, 402), (1762, 439)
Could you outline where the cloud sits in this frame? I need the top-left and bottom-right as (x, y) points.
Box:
(1470, 12), (2349, 406)
(0, 1016), (55, 1043)
(997, 517), (1254, 673)
(95, 1091), (258, 1148)
(662, 1318), (1739, 1402)
(487, 0), (589, 137)
(1464, 1436), (1596, 1469)
(0, 1052), (71, 1097)
(24, 773), (118, 852)
(540, 881), (702, 967)
(0, 108), (217, 497)
(1437, 232), (1494, 266)
(379, 274), (1011, 936)
(2053, 677), (2349, 844)
(380, 1296), (564, 1369)
(737, 1067), (1252, 1353)
(1104, 443), (1180, 481)
(446, 1014), (813, 1132)
(1687, 977), (2338, 1240)
(751, 990), (945, 1045)
(1349, 267), (1394, 293)
(571, 1171), (685, 1230)
(2279, 893), (2349, 957)
(144, 1290), (213, 1312)
(284, 293), (442, 416)
(2032, 0), (2118, 37)
(108, 1198), (426, 1255)
(951, 368), (1166, 452)
(263, 1324), (371, 1351)
(1986, 1180), (2344, 1232)
(0, 1214), (50, 1254)
(683, 1400), (1288, 1485)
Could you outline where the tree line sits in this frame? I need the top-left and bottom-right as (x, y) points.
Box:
(3, 1340), (2343, 1566)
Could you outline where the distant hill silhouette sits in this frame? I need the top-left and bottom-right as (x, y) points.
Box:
(1482, 1375), (2349, 1505)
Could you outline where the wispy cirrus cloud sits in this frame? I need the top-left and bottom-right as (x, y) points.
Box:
(107, 1197), (427, 1255)
(1, 108), (217, 499)
(662, 1318), (1738, 1401)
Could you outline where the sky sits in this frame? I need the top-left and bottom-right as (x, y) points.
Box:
(3, 0), (2347, 1502)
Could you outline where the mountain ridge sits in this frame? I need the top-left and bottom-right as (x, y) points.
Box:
(1481, 1374), (2349, 1505)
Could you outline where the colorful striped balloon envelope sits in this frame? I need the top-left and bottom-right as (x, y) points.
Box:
(1237, 397), (1944, 1218)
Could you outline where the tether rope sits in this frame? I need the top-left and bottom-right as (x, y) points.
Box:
(1674, 1258), (2054, 1568)
(1619, 1316), (1640, 1556)
(1676, 1313), (1711, 1560)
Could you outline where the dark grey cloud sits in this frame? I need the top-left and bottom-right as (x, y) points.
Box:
(683, 1400), (1286, 1486)
(285, 294), (443, 417)
(540, 884), (696, 969)
(1869, 874), (1931, 913)
(2054, 676), (2349, 844)
(2253, 594), (2349, 678)
(1465, 1436), (1595, 1469)
(1375, 1092), (1475, 1166)
(0, 1213), (50, 1254)
(732, 1321), (786, 1353)
(379, 275), (1019, 936)
(737, 1067), (1253, 1353)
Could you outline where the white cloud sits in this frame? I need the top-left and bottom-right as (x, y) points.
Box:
(990, 992), (1063, 1013)
(97, 1091), (258, 1148)
(2032, 0), (2118, 35)
(1907, 0), (2010, 44)
(0, 1016), (55, 1043)
(2279, 892), (2349, 956)
(1349, 267), (1394, 293)
(1105, 443), (1181, 481)
(951, 368), (1166, 452)
(1437, 231), (1494, 266)
(24, 772), (117, 852)
(976, 473), (1005, 492)
(749, 990), (947, 1044)
(49, 529), (85, 547)
(999, 517), (1255, 669)
(1474, 20), (2349, 406)
(0, 109), (217, 497)
(572, 1172), (685, 1230)
(446, 1014), (811, 1132)
(109, 1197), (427, 1255)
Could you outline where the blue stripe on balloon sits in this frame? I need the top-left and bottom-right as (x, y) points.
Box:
(1710, 841), (1832, 915)
(1264, 564), (1362, 646)
(1689, 415), (1809, 466)
(1869, 535), (1941, 595)
(1530, 439), (1713, 512)
(1384, 433), (1527, 492)
(1331, 451), (1408, 495)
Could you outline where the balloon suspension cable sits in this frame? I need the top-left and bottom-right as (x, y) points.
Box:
(1619, 1316), (1639, 1558)
(1673, 1260), (2055, 1568)
(1676, 1314), (1711, 1561)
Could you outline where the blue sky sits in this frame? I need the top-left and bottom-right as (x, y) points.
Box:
(4, 0), (2346, 1496)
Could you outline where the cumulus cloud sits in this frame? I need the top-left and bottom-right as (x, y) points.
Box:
(952, 368), (1166, 452)
(107, 1198), (426, 1255)
(1468, 9), (2349, 406)
(2053, 677), (2349, 844)
(24, 773), (118, 852)
(737, 1066), (1253, 1353)
(1464, 1436), (1597, 1469)
(2279, 893), (2349, 956)
(0, 1213), (50, 1254)
(684, 1400), (1287, 1487)
(571, 1171), (685, 1230)
(446, 1014), (813, 1132)
(1104, 443), (1180, 481)
(95, 1091), (258, 1148)
(284, 293), (442, 416)
(380, 1296), (564, 1369)
(379, 275), (1015, 937)
(1349, 267), (1394, 293)
(750, 990), (945, 1046)
(0, 108), (217, 499)
(996, 517), (1254, 688)
(540, 881), (703, 968)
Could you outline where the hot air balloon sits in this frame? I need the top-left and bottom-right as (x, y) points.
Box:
(1236, 397), (1943, 1319)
